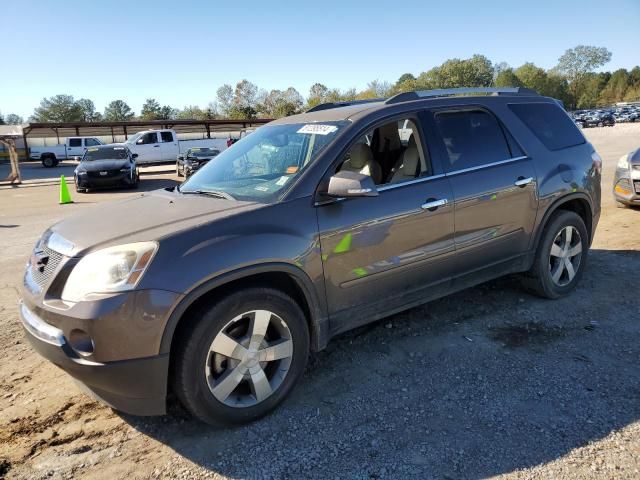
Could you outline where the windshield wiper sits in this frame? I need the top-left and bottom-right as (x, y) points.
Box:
(180, 189), (235, 200)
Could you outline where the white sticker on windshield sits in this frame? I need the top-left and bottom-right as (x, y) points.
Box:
(276, 176), (290, 186)
(255, 185), (269, 192)
(297, 124), (338, 135)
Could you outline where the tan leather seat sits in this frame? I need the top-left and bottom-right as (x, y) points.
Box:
(340, 143), (383, 184)
(389, 135), (420, 183)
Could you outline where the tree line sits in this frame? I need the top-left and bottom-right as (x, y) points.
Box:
(3, 45), (639, 125)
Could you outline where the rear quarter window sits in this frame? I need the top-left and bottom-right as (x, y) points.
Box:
(508, 102), (585, 151)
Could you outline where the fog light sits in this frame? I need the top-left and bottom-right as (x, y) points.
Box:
(69, 329), (94, 356)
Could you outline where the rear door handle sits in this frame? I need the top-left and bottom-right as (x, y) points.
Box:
(421, 198), (448, 211)
(153, 145), (160, 147)
(515, 176), (533, 187)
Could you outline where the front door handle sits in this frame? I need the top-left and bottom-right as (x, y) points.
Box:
(421, 198), (448, 211)
(515, 176), (533, 187)
(153, 145), (160, 147)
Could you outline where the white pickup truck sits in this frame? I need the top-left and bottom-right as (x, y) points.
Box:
(30, 137), (104, 167)
(123, 129), (228, 165)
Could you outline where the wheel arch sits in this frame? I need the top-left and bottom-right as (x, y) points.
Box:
(533, 193), (594, 252)
(160, 263), (328, 358)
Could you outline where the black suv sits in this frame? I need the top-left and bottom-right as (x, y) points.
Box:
(20, 87), (601, 425)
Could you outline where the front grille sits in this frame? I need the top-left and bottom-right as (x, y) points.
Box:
(31, 244), (64, 289)
(87, 170), (120, 178)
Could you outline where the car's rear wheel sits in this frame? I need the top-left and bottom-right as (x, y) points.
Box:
(523, 210), (588, 299)
(176, 162), (183, 177)
(173, 288), (309, 426)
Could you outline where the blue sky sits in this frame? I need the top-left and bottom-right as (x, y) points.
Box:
(1, 0), (638, 119)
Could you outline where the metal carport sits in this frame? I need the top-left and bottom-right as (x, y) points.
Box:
(19, 118), (272, 159)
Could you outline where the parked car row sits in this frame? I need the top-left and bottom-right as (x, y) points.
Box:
(570, 104), (640, 128)
(31, 129), (229, 168)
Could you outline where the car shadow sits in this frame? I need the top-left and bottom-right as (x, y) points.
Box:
(120, 248), (640, 479)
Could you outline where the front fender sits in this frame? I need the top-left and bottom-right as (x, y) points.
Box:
(158, 261), (328, 354)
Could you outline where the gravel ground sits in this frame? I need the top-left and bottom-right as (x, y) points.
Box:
(0, 124), (639, 480)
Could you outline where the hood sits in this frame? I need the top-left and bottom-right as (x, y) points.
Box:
(49, 188), (263, 254)
(79, 159), (130, 171)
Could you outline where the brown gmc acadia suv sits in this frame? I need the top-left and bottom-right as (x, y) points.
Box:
(20, 87), (602, 425)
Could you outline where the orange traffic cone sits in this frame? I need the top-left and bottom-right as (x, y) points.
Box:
(59, 175), (73, 204)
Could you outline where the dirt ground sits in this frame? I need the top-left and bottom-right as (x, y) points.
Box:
(1, 125), (639, 480)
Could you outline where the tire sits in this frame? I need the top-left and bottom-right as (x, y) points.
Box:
(176, 162), (183, 177)
(523, 210), (589, 299)
(74, 176), (86, 193)
(172, 288), (309, 426)
(130, 170), (139, 189)
(597, 122), (603, 127)
(42, 155), (56, 168)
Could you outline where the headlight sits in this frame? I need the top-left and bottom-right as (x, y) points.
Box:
(61, 242), (157, 302)
(617, 154), (630, 170)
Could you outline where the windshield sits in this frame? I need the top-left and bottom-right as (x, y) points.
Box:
(125, 133), (142, 144)
(189, 148), (219, 157)
(83, 146), (129, 161)
(181, 121), (347, 202)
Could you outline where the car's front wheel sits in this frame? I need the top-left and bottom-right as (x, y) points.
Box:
(173, 288), (309, 426)
(74, 176), (86, 193)
(523, 210), (589, 299)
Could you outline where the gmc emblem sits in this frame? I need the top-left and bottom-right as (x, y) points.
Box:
(30, 249), (49, 273)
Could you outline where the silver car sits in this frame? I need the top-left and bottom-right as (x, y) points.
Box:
(614, 148), (640, 207)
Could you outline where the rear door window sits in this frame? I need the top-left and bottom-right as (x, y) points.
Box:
(508, 102), (585, 151)
(433, 109), (511, 172)
(68, 138), (82, 147)
(160, 131), (174, 142)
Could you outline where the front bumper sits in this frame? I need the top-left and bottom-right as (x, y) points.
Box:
(613, 167), (640, 205)
(20, 301), (168, 415)
(76, 171), (135, 189)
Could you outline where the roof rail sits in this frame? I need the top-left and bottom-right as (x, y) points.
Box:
(306, 98), (385, 113)
(385, 87), (539, 105)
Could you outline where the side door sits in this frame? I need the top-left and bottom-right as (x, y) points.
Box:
(316, 115), (455, 334)
(66, 138), (84, 158)
(159, 131), (178, 161)
(133, 132), (161, 163)
(428, 107), (538, 276)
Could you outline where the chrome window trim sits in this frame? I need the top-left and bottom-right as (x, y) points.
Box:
(377, 174), (446, 192)
(445, 156), (528, 177)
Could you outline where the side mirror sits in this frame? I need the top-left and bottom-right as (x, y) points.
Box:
(177, 155), (184, 161)
(131, 153), (138, 159)
(326, 170), (378, 198)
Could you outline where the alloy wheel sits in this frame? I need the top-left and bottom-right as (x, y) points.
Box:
(205, 310), (293, 408)
(548, 226), (582, 287)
